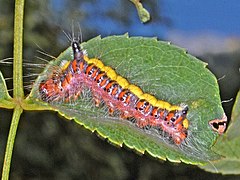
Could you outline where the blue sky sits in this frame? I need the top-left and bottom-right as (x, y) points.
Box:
(49, 0), (240, 55)
(51, 0), (240, 38)
(76, 0), (240, 38)
(164, 0), (240, 36)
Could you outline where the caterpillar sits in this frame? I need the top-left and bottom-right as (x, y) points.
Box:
(39, 40), (189, 145)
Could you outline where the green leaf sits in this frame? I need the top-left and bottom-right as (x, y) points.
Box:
(29, 35), (225, 165)
(200, 90), (240, 174)
(0, 71), (14, 109)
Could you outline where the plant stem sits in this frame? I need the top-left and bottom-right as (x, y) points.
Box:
(1, 106), (23, 180)
(13, 0), (25, 98)
(2, 0), (25, 179)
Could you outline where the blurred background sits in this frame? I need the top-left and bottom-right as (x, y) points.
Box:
(0, 0), (239, 179)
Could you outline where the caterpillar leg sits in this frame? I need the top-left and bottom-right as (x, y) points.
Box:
(108, 107), (115, 115)
(93, 96), (101, 107)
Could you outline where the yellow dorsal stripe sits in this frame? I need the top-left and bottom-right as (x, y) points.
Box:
(87, 58), (104, 69)
(141, 94), (157, 105)
(155, 100), (171, 110)
(116, 76), (129, 88)
(128, 85), (143, 98)
(103, 66), (117, 80)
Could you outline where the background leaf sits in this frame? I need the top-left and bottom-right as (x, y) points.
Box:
(29, 35), (226, 165)
(0, 71), (13, 108)
(200, 90), (240, 174)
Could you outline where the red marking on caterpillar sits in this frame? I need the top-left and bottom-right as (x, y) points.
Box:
(39, 40), (189, 145)
(209, 113), (227, 134)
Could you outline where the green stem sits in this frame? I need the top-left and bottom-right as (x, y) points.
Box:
(129, 0), (150, 23)
(13, 0), (25, 98)
(1, 0), (25, 179)
(1, 106), (23, 180)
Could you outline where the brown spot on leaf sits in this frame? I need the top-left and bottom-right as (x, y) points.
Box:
(209, 113), (227, 134)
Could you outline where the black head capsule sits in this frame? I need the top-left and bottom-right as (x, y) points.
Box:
(72, 41), (84, 61)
